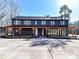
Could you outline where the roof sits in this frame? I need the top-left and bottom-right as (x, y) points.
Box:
(12, 16), (69, 21)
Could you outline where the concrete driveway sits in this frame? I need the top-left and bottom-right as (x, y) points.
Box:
(0, 38), (79, 59)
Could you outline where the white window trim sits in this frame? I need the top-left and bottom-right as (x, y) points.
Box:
(24, 20), (31, 25)
(35, 21), (37, 25)
(51, 21), (55, 25)
(41, 21), (46, 25)
(61, 21), (65, 25)
(14, 20), (20, 25)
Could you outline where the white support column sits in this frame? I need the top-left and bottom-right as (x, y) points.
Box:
(42, 29), (44, 36)
(35, 28), (38, 36)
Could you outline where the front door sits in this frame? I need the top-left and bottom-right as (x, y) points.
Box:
(38, 28), (46, 37)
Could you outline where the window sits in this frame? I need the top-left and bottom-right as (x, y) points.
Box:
(41, 21), (46, 25)
(47, 29), (57, 35)
(62, 29), (66, 36)
(35, 21), (37, 25)
(61, 21), (65, 25)
(51, 21), (55, 25)
(14, 20), (20, 25)
(24, 20), (31, 25)
(47, 29), (51, 35)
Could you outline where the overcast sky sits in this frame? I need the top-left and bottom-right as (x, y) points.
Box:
(16, 0), (79, 22)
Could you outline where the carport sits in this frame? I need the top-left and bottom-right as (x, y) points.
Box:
(21, 28), (33, 36)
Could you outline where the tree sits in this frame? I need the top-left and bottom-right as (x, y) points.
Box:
(9, 0), (20, 18)
(0, 0), (7, 27)
(0, 0), (20, 26)
(60, 5), (72, 19)
(5, 0), (20, 25)
(0, 0), (6, 19)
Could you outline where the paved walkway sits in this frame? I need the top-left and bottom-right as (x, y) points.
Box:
(0, 38), (79, 59)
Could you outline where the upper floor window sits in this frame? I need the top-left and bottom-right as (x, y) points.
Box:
(41, 21), (46, 25)
(51, 21), (55, 25)
(24, 20), (31, 25)
(61, 21), (65, 25)
(35, 21), (37, 25)
(14, 20), (20, 25)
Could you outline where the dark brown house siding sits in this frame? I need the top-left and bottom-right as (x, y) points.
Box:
(5, 16), (70, 38)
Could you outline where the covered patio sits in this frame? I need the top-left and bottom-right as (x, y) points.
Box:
(5, 26), (77, 39)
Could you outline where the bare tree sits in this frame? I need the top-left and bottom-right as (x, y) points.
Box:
(5, 0), (20, 25)
(9, 0), (20, 19)
(0, 0), (6, 19)
(0, 0), (20, 27)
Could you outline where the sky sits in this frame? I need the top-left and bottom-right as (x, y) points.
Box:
(16, 0), (79, 22)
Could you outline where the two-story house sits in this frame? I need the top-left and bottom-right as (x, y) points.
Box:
(5, 16), (69, 38)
